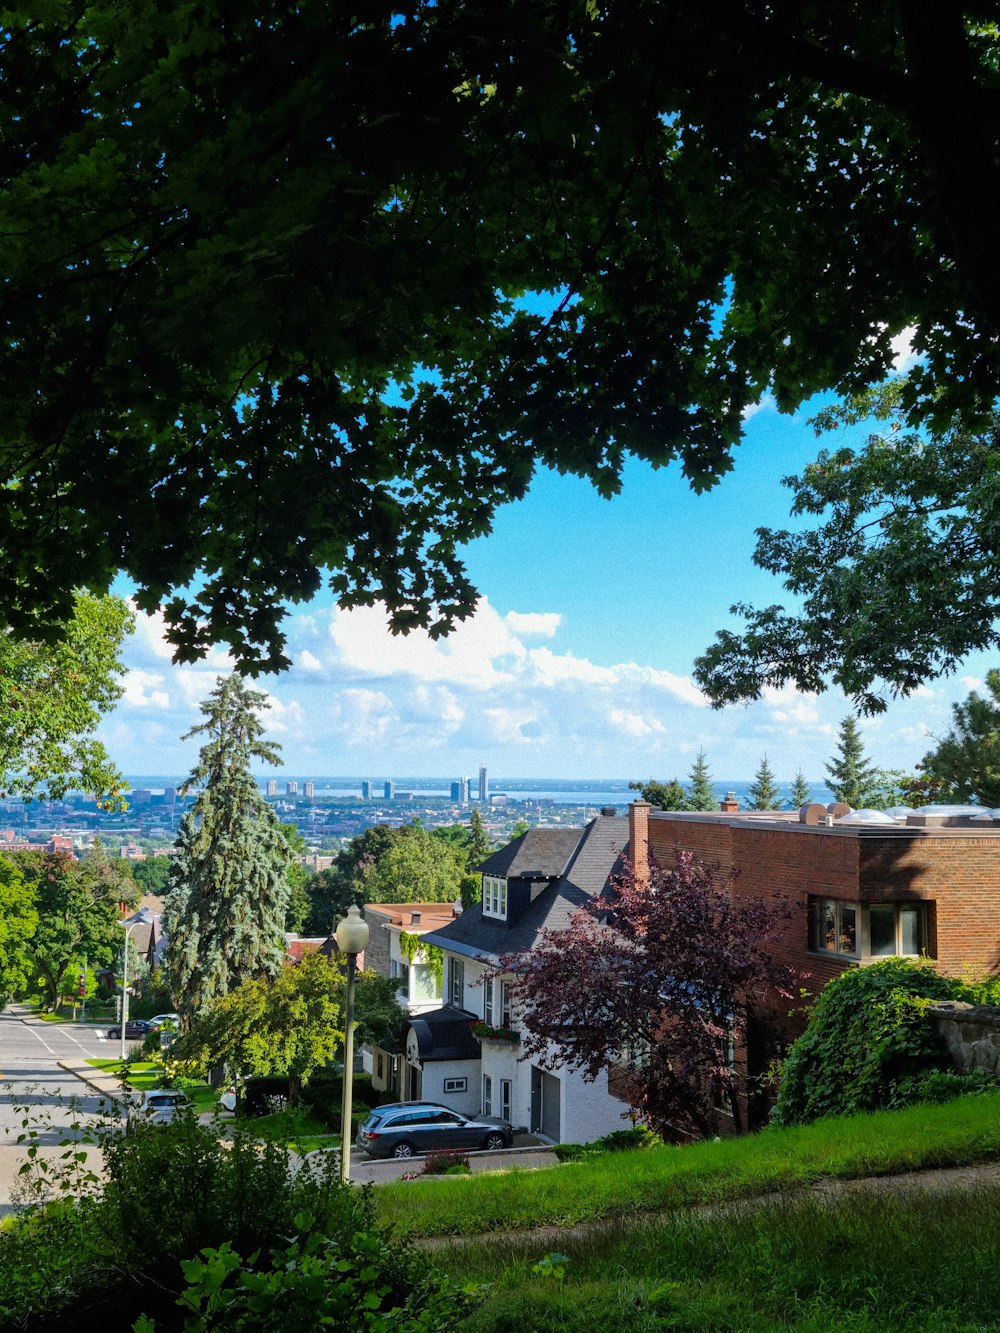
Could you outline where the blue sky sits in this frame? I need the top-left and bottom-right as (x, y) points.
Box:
(97, 345), (994, 782)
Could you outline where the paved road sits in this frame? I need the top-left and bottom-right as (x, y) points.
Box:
(0, 1006), (128, 1215)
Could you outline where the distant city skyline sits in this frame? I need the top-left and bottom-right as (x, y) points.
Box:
(98, 370), (993, 783)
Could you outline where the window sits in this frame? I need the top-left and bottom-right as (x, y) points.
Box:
(483, 1074), (493, 1116)
(449, 956), (465, 1008)
(443, 1076), (467, 1093)
(390, 958), (409, 999)
(376, 1054), (384, 1079)
(483, 876), (508, 920)
(499, 980), (512, 1027)
(809, 897), (928, 960)
(500, 1078), (512, 1123)
(412, 962), (440, 1002)
(484, 977), (494, 1025)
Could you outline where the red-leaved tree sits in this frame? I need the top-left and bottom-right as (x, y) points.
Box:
(501, 851), (798, 1139)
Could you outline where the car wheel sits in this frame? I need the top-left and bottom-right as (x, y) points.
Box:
(108, 1029), (119, 1039)
(391, 1141), (415, 1159)
(483, 1133), (507, 1151)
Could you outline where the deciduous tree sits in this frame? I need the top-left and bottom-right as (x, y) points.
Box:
(628, 778), (688, 812)
(695, 392), (1000, 712)
(504, 852), (797, 1137)
(163, 677), (293, 1026)
(15, 847), (138, 1010)
(0, 593), (133, 805)
(0, 858), (37, 1009)
(178, 952), (400, 1106)
(3, 9), (999, 671)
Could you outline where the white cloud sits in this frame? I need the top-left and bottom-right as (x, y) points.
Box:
(742, 392), (777, 421)
(609, 708), (667, 739)
(504, 611), (561, 638)
(527, 647), (619, 688)
(298, 650), (323, 673)
(122, 670), (171, 710)
(891, 327), (919, 374)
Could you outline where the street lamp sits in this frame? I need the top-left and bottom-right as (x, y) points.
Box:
(334, 903), (369, 1184)
(120, 907), (154, 1062)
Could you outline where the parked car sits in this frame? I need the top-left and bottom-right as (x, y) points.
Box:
(107, 1018), (154, 1041)
(219, 1083), (237, 1112)
(356, 1102), (513, 1159)
(148, 1013), (180, 1030)
(126, 1089), (190, 1129)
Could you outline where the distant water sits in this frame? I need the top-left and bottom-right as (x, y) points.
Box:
(127, 775), (836, 809)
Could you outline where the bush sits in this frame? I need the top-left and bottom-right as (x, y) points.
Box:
(553, 1124), (662, 1161)
(1, 1105), (478, 1330)
(302, 1070), (385, 1129)
(772, 958), (994, 1126)
(422, 1149), (471, 1175)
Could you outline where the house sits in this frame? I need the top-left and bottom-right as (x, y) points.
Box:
(409, 814), (635, 1141)
(362, 901), (464, 1100)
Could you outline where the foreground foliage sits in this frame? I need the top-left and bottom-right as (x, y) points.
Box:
(1, 1107), (477, 1331)
(3, 9), (998, 676)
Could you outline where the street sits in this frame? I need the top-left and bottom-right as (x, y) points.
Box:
(0, 1007), (122, 1216)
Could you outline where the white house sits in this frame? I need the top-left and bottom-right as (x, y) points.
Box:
(414, 813), (634, 1143)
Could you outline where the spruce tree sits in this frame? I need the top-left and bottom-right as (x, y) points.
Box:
(164, 676), (293, 1027)
(788, 770), (812, 809)
(747, 756), (781, 811)
(685, 750), (717, 811)
(825, 716), (879, 808)
(467, 806), (491, 869)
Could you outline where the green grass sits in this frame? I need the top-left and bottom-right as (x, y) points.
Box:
(436, 1185), (1000, 1331)
(375, 1089), (1000, 1240)
(241, 1106), (339, 1153)
(86, 1059), (219, 1112)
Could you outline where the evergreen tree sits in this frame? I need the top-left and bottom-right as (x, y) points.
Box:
(788, 770), (812, 809)
(825, 716), (879, 808)
(164, 676), (293, 1027)
(685, 751), (717, 811)
(628, 778), (688, 811)
(467, 806), (491, 869)
(920, 669), (1000, 807)
(747, 756), (781, 811)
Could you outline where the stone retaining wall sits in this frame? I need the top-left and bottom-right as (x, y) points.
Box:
(926, 1001), (1000, 1076)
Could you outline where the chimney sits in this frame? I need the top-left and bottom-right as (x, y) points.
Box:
(720, 791), (739, 813)
(629, 801), (650, 884)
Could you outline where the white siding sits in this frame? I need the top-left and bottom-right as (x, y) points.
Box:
(418, 1058), (481, 1117)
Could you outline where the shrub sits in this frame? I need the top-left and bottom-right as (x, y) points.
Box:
(772, 958), (994, 1126)
(554, 1125), (662, 1161)
(422, 1149), (471, 1175)
(1, 1105), (478, 1330)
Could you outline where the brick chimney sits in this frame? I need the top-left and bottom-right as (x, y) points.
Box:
(629, 801), (650, 884)
(720, 791), (740, 813)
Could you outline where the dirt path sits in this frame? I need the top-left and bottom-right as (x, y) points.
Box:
(416, 1159), (1000, 1251)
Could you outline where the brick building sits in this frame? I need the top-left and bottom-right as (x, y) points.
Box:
(628, 798), (1000, 1129)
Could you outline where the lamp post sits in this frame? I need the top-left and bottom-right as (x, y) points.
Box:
(334, 903), (369, 1185)
(119, 907), (154, 1062)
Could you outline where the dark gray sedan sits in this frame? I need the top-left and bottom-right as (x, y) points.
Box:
(356, 1102), (513, 1159)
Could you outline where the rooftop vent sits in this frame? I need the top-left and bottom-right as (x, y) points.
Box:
(600, 806), (617, 817)
(410, 911), (421, 925)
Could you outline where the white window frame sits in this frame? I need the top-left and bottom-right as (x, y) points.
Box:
(449, 956), (465, 1008)
(500, 1078), (512, 1124)
(483, 876), (508, 920)
(443, 1076), (468, 1093)
(499, 979), (512, 1027)
(484, 977), (494, 1025)
(390, 957), (409, 999)
(809, 897), (928, 960)
(482, 1074), (493, 1116)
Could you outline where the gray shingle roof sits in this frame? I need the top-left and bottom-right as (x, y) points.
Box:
(405, 1005), (482, 1062)
(424, 815), (629, 962)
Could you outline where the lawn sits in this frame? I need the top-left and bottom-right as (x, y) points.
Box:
(372, 1092), (1000, 1330)
(374, 1088), (1000, 1240)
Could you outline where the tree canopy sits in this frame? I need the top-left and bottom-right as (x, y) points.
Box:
(628, 778), (688, 812)
(3, 7), (1000, 670)
(0, 593), (133, 805)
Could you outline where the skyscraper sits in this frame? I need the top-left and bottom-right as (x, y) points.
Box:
(266, 779), (278, 797)
(286, 781), (298, 796)
(304, 781), (314, 799)
(479, 765), (488, 801)
(450, 778), (470, 804)
(361, 780), (372, 800)
(384, 780), (395, 800)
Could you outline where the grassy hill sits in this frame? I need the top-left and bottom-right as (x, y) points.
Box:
(374, 1092), (1000, 1331)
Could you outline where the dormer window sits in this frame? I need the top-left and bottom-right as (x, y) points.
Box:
(483, 876), (508, 920)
